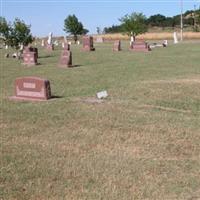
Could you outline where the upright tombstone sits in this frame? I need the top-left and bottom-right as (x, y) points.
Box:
(173, 32), (178, 44)
(58, 50), (72, 68)
(46, 32), (54, 51)
(130, 40), (151, 52)
(10, 77), (51, 101)
(41, 40), (45, 47)
(82, 36), (95, 51)
(113, 40), (121, 51)
(23, 46), (38, 59)
(62, 42), (65, 48)
(22, 46), (38, 65)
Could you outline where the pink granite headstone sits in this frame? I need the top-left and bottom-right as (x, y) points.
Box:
(23, 46), (38, 58)
(113, 40), (121, 51)
(22, 49), (37, 66)
(130, 40), (151, 52)
(82, 36), (95, 51)
(10, 77), (51, 101)
(58, 50), (72, 68)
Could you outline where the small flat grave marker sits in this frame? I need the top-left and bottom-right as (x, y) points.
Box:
(97, 90), (108, 99)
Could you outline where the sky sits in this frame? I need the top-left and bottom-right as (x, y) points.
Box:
(1, 0), (200, 37)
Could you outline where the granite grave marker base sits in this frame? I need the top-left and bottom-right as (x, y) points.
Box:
(113, 40), (121, 51)
(129, 41), (151, 52)
(9, 77), (51, 102)
(58, 50), (72, 68)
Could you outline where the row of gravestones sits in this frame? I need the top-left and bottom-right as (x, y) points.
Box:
(10, 36), (166, 102)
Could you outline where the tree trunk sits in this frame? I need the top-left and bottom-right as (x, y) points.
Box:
(74, 35), (77, 44)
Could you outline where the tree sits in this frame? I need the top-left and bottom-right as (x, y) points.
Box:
(147, 14), (166, 28)
(10, 18), (33, 49)
(119, 12), (148, 40)
(0, 17), (11, 45)
(64, 14), (88, 43)
(0, 17), (33, 49)
(96, 27), (101, 34)
(103, 25), (123, 33)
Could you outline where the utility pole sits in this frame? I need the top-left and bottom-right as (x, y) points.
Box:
(180, 0), (183, 41)
(194, 4), (196, 30)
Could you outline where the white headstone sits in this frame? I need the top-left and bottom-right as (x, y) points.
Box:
(130, 36), (134, 42)
(47, 32), (53, 45)
(19, 44), (24, 51)
(96, 90), (108, 99)
(163, 40), (168, 46)
(64, 36), (67, 43)
(173, 32), (178, 44)
(54, 40), (59, 46)
(68, 41), (72, 45)
(5, 45), (8, 49)
(77, 40), (80, 45)
(41, 40), (45, 47)
(62, 42), (65, 48)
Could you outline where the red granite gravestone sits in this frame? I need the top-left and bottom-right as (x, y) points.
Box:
(58, 50), (72, 68)
(22, 51), (37, 66)
(10, 77), (51, 101)
(82, 36), (95, 51)
(130, 40), (151, 52)
(113, 40), (121, 51)
(23, 46), (38, 58)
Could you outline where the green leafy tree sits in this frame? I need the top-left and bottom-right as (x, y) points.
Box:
(147, 14), (166, 28)
(0, 17), (11, 45)
(0, 17), (33, 49)
(119, 12), (148, 40)
(10, 18), (33, 49)
(64, 14), (88, 43)
(103, 25), (123, 33)
(96, 27), (101, 34)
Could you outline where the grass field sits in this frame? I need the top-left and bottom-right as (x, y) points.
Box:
(1, 41), (200, 200)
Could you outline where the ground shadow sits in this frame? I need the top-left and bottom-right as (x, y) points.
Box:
(72, 64), (82, 68)
(51, 95), (63, 99)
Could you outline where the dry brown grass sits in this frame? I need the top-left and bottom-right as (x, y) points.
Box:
(93, 32), (200, 40)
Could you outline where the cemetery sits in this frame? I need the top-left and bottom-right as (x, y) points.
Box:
(1, 3), (200, 200)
